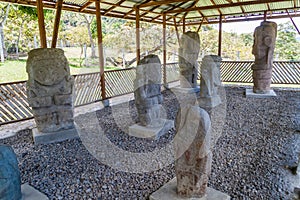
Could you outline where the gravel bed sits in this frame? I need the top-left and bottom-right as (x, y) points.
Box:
(0, 86), (299, 200)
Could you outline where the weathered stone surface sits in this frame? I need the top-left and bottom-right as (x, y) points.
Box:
(199, 55), (222, 107)
(178, 31), (200, 88)
(26, 48), (75, 133)
(0, 145), (22, 200)
(175, 105), (211, 198)
(134, 54), (164, 126)
(150, 178), (230, 200)
(252, 21), (277, 94)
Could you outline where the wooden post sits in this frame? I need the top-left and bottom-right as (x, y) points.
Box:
(218, 15), (222, 57)
(173, 17), (180, 46)
(96, 0), (106, 100)
(163, 13), (167, 87)
(51, 0), (63, 48)
(37, 0), (47, 48)
(183, 16), (186, 33)
(136, 6), (140, 64)
(264, 11), (267, 21)
(196, 20), (204, 33)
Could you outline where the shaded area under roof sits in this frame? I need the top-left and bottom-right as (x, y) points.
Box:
(1, 0), (299, 25)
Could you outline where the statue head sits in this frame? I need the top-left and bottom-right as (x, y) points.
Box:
(252, 21), (277, 67)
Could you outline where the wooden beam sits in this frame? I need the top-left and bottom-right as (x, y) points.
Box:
(36, 0), (47, 48)
(165, 0), (290, 14)
(264, 11), (267, 21)
(196, 19), (204, 32)
(218, 15), (222, 56)
(79, 1), (93, 12)
(140, 0), (193, 8)
(103, 0), (126, 15)
(163, 13), (167, 86)
(183, 15), (186, 33)
(95, 0), (106, 100)
(286, 9), (300, 35)
(136, 7), (140, 63)
(51, 0), (63, 48)
(173, 17), (180, 46)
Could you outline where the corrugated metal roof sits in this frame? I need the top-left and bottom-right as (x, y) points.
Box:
(0, 0), (298, 25)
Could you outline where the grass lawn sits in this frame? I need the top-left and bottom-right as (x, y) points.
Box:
(0, 58), (118, 84)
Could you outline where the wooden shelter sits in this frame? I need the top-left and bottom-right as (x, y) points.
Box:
(1, 0), (299, 99)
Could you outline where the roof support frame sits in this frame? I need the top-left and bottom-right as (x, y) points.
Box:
(95, 0), (106, 100)
(286, 9), (300, 35)
(51, 0), (63, 48)
(36, 0), (47, 48)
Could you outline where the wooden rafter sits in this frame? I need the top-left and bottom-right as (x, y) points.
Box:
(178, 0), (199, 23)
(79, 0), (93, 12)
(166, 0), (291, 14)
(210, 0), (222, 16)
(103, 0), (126, 15)
(123, 0), (152, 18)
(286, 9), (300, 35)
(139, 0), (193, 8)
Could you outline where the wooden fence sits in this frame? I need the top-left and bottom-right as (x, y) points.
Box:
(0, 61), (299, 125)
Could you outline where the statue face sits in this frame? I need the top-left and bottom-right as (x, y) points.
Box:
(33, 60), (66, 86)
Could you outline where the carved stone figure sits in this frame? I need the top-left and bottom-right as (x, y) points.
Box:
(200, 55), (222, 107)
(26, 48), (75, 133)
(134, 54), (163, 126)
(175, 105), (212, 198)
(252, 21), (277, 93)
(178, 31), (200, 88)
(0, 145), (22, 200)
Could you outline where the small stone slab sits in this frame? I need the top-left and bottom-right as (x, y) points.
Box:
(246, 88), (277, 98)
(172, 86), (200, 94)
(150, 178), (230, 200)
(33, 123), (79, 144)
(128, 119), (174, 139)
(22, 183), (48, 200)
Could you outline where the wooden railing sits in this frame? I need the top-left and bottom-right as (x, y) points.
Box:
(0, 61), (299, 125)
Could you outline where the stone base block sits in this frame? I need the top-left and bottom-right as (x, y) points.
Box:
(150, 178), (230, 200)
(33, 123), (79, 144)
(129, 119), (174, 139)
(199, 95), (221, 108)
(102, 99), (110, 107)
(246, 88), (277, 98)
(22, 183), (48, 200)
(172, 86), (200, 94)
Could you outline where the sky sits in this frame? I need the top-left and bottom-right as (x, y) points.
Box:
(219, 17), (300, 34)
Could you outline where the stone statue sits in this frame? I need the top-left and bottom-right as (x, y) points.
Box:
(175, 105), (212, 198)
(200, 55), (222, 107)
(178, 31), (200, 88)
(134, 54), (163, 126)
(0, 145), (22, 200)
(26, 48), (75, 133)
(252, 21), (277, 93)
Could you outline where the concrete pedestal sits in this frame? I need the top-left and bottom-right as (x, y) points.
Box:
(246, 88), (277, 98)
(129, 119), (174, 139)
(172, 86), (200, 94)
(33, 123), (79, 144)
(22, 183), (48, 200)
(150, 178), (230, 200)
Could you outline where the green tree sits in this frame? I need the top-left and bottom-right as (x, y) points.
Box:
(275, 22), (300, 61)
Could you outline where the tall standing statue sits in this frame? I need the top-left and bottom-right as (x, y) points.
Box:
(175, 105), (212, 198)
(134, 54), (163, 126)
(252, 21), (277, 94)
(200, 55), (222, 107)
(178, 31), (200, 88)
(27, 48), (78, 144)
(0, 145), (22, 200)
